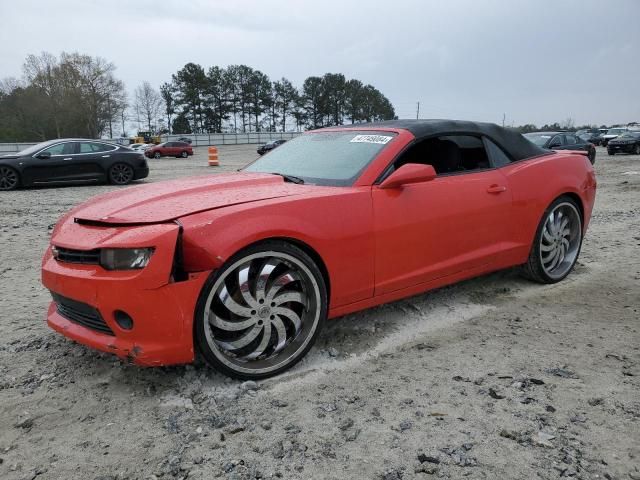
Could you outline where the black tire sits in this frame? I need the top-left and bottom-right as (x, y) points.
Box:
(608, 150), (614, 156)
(588, 149), (595, 164)
(634, 145), (640, 155)
(154, 152), (161, 159)
(521, 196), (582, 284)
(108, 163), (134, 185)
(180, 151), (188, 158)
(194, 240), (327, 380)
(0, 166), (20, 191)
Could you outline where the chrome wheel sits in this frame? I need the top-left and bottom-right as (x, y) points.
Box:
(202, 251), (322, 375)
(109, 163), (133, 185)
(539, 202), (581, 279)
(0, 166), (19, 191)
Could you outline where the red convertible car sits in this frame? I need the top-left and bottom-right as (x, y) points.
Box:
(42, 120), (597, 379)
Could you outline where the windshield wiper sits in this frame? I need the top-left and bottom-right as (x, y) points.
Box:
(269, 172), (305, 184)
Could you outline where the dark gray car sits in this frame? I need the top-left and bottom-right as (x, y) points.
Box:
(0, 139), (149, 191)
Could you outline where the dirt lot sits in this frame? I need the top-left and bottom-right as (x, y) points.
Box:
(0, 145), (638, 480)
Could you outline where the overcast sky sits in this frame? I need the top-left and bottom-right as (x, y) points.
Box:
(1, 0), (638, 127)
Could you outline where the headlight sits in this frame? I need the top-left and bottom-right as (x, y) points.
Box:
(99, 248), (154, 270)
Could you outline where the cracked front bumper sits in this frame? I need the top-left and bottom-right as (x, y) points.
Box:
(41, 221), (209, 366)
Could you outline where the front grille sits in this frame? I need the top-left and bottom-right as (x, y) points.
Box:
(54, 247), (100, 265)
(51, 293), (114, 336)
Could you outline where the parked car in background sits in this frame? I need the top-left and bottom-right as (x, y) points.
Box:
(129, 143), (150, 151)
(177, 137), (193, 144)
(524, 131), (596, 164)
(145, 141), (193, 159)
(41, 120), (596, 379)
(607, 131), (640, 155)
(577, 132), (603, 146)
(576, 129), (604, 146)
(0, 139), (149, 190)
(601, 127), (629, 146)
(257, 139), (286, 155)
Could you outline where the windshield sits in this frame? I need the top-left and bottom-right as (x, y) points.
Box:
(524, 133), (552, 147)
(244, 131), (397, 186)
(608, 129), (626, 135)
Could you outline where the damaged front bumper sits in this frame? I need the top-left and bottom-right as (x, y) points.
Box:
(41, 221), (209, 366)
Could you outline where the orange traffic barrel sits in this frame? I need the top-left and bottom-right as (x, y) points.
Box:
(208, 146), (219, 166)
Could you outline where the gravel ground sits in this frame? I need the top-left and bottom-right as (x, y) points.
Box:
(0, 145), (638, 480)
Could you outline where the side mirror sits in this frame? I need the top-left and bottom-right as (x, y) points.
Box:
(379, 163), (437, 189)
(37, 151), (51, 159)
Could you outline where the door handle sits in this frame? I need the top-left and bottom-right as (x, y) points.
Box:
(101, 155), (110, 158)
(63, 157), (73, 161)
(486, 184), (507, 194)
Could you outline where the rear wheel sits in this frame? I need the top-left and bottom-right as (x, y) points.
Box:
(522, 196), (582, 284)
(195, 241), (327, 380)
(608, 150), (614, 156)
(588, 148), (595, 164)
(154, 152), (161, 159)
(634, 144), (640, 155)
(0, 166), (19, 191)
(180, 151), (188, 158)
(108, 163), (134, 185)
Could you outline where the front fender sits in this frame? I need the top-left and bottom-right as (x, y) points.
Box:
(178, 189), (375, 308)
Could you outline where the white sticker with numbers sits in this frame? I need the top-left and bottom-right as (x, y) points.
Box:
(350, 134), (393, 144)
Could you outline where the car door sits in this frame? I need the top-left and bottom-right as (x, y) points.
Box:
(75, 142), (115, 180)
(25, 142), (76, 183)
(164, 142), (176, 156)
(372, 135), (514, 295)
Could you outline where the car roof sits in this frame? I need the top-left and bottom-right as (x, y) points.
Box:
(327, 119), (548, 161)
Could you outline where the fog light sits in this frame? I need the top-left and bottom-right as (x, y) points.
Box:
(114, 310), (134, 330)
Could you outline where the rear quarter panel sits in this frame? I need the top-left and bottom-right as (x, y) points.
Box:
(178, 187), (375, 309)
(501, 151), (596, 260)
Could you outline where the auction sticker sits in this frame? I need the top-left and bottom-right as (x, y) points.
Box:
(350, 134), (393, 144)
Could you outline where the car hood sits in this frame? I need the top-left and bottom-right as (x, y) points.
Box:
(72, 173), (307, 225)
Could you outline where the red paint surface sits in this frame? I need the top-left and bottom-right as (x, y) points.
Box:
(42, 128), (596, 366)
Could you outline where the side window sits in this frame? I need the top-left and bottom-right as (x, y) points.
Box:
(165, 142), (174, 147)
(40, 143), (75, 156)
(40, 143), (66, 156)
(91, 142), (116, 152)
(79, 142), (96, 153)
(564, 135), (577, 145)
(550, 135), (564, 147)
(483, 137), (512, 167)
(393, 135), (490, 176)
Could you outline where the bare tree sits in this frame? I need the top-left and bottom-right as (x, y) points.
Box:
(134, 81), (163, 133)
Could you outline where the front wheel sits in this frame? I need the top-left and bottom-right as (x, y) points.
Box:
(634, 144), (640, 155)
(521, 196), (582, 284)
(0, 166), (20, 191)
(108, 163), (134, 185)
(194, 241), (327, 379)
(588, 149), (595, 164)
(608, 150), (614, 156)
(180, 151), (188, 158)
(154, 152), (161, 159)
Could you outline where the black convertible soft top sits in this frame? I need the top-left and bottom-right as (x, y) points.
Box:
(332, 119), (549, 161)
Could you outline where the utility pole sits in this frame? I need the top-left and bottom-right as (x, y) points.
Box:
(502, 113), (506, 127)
(107, 95), (113, 139)
(416, 102), (420, 120)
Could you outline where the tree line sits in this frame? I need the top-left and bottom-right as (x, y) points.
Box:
(0, 52), (126, 141)
(162, 63), (396, 134)
(0, 52), (396, 141)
